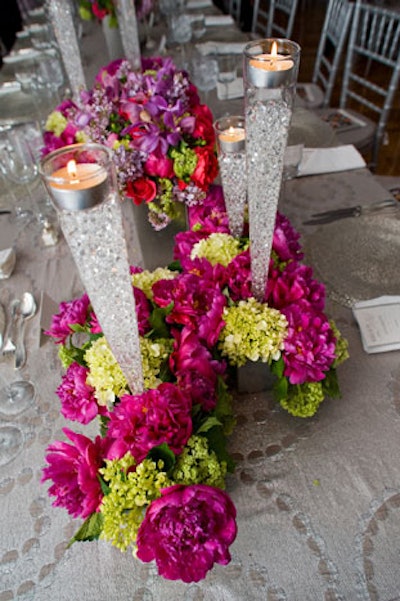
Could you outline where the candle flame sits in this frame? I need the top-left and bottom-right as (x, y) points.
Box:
(271, 41), (278, 57)
(228, 126), (235, 134)
(67, 160), (78, 179)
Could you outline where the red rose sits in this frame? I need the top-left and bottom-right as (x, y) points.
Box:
(192, 104), (216, 147)
(125, 177), (157, 206)
(192, 147), (219, 190)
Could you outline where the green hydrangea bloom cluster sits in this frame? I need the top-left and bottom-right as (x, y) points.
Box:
(84, 337), (128, 407)
(330, 320), (350, 367)
(218, 298), (288, 366)
(58, 344), (75, 369)
(170, 144), (197, 181)
(140, 337), (173, 389)
(280, 381), (325, 417)
(100, 454), (172, 552)
(45, 111), (68, 137)
(131, 267), (176, 300)
(191, 233), (248, 267)
(171, 435), (227, 489)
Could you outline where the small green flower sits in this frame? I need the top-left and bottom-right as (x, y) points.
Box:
(191, 233), (248, 267)
(45, 111), (68, 137)
(218, 298), (288, 366)
(172, 435), (227, 489)
(330, 320), (350, 367)
(140, 337), (173, 389)
(100, 454), (172, 552)
(84, 337), (128, 407)
(170, 144), (198, 180)
(280, 381), (325, 417)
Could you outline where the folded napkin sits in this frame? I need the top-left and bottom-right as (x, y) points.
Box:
(205, 14), (235, 26)
(353, 296), (400, 354)
(196, 41), (247, 55)
(298, 145), (366, 177)
(217, 77), (244, 100)
(186, 0), (212, 8)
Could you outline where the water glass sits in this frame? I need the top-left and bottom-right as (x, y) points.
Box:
(190, 50), (218, 104)
(191, 14), (206, 39)
(217, 54), (237, 99)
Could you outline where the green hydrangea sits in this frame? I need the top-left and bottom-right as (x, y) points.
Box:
(279, 381), (325, 417)
(218, 298), (288, 366)
(131, 267), (177, 300)
(330, 320), (350, 367)
(170, 144), (198, 180)
(84, 337), (128, 407)
(58, 344), (75, 369)
(100, 454), (172, 552)
(140, 337), (173, 389)
(45, 111), (68, 137)
(191, 233), (248, 267)
(172, 435), (227, 489)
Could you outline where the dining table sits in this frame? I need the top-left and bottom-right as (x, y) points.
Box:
(1, 4), (400, 600)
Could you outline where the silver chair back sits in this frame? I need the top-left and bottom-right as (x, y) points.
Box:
(252, 0), (299, 38)
(228, 0), (241, 24)
(312, 0), (354, 108)
(340, 0), (400, 169)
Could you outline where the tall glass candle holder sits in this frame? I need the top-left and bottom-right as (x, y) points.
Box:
(47, 0), (86, 102)
(214, 115), (247, 238)
(243, 39), (300, 301)
(40, 143), (144, 394)
(114, 0), (141, 70)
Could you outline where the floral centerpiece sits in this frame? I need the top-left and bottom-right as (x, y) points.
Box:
(42, 57), (218, 230)
(42, 184), (348, 583)
(78, 0), (153, 26)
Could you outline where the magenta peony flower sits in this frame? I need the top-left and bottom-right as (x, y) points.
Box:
(282, 302), (337, 384)
(173, 230), (208, 264)
(225, 250), (252, 302)
(41, 428), (110, 519)
(273, 212), (303, 262)
(170, 327), (226, 411)
(133, 286), (152, 335)
(136, 484), (237, 582)
(266, 262), (326, 312)
(187, 184), (229, 232)
(152, 273), (226, 348)
(45, 294), (90, 344)
(56, 362), (101, 424)
(105, 383), (193, 463)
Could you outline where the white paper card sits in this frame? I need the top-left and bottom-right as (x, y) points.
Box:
(205, 15), (235, 26)
(298, 145), (366, 177)
(353, 296), (400, 353)
(187, 0), (212, 8)
(196, 41), (246, 55)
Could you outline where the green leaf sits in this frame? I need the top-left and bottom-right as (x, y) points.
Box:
(149, 304), (173, 339)
(67, 512), (104, 548)
(270, 356), (285, 379)
(147, 443), (176, 473)
(273, 376), (288, 402)
(98, 475), (111, 496)
(167, 260), (182, 272)
(321, 368), (341, 398)
(196, 416), (222, 434)
(203, 427), (235, 473)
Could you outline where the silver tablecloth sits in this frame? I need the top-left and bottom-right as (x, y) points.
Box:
(2, 12), (400, 601)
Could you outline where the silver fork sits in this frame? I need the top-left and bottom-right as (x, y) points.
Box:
(2, 298), (20, 355)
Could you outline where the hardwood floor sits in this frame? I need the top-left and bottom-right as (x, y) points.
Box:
(290, 0), (400, 176)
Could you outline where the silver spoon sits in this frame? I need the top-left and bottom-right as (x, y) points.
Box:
(15, 293), (37, 370)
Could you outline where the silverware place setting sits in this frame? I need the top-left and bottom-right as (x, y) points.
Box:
(303, 198), (399, 225)
(1, 292), (37, 370)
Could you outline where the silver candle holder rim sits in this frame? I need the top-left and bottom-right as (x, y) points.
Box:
(244, 38), (301, 88)
(243, 38), (301, 62)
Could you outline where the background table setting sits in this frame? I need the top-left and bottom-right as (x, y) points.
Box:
(1, 1), (400, 600)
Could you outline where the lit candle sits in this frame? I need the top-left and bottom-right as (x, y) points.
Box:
(248, 41), (294, 88)
(218, 126), (246, 153)
(48, 159), (109, 211)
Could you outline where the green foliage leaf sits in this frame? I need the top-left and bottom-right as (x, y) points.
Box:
(147, 443), (176, 473)
(321, 368), (341, 398)
(67, 512), (104, 548)
(203, 427), (235, 473)
(149, 304), (173, 339)
(273, 375), (288, 402)
(270, 356), (285, 379)
(196, 416), (222, 434)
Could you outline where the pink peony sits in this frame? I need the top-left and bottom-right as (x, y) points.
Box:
(282, 302), (337, 384)
(266, 262), (326, 312)
(136, 484), (237, 582)
(105, 383), (192, 463)
(225, 250), (252, 302)
(41, 428), (110, 519)
(56, 362), (101, 425)
(152, 273), (226, 348)
(45, 294), (90, 344)
(170, 327), (226, 411)
(187, 184), (229, 232)
(273, 212), (303, 262)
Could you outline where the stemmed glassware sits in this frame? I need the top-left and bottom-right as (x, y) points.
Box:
(169, 14), (192, 69)
(190, 50), (218, 105)
(217, 54), (237, 100)
(0, 122), (46, 224)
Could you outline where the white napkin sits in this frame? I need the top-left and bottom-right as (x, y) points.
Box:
(196, 41), (247, 55)
(353, 296), (400, 353)
(205, 14), (235, 26)
(217, 77), (244, 100)
(298, 145), (366, 177)
(186, 0), (212, 8)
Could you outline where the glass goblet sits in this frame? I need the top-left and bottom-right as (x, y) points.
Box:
(217, 54), (237, 100)
(190, 51), (218, 105)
